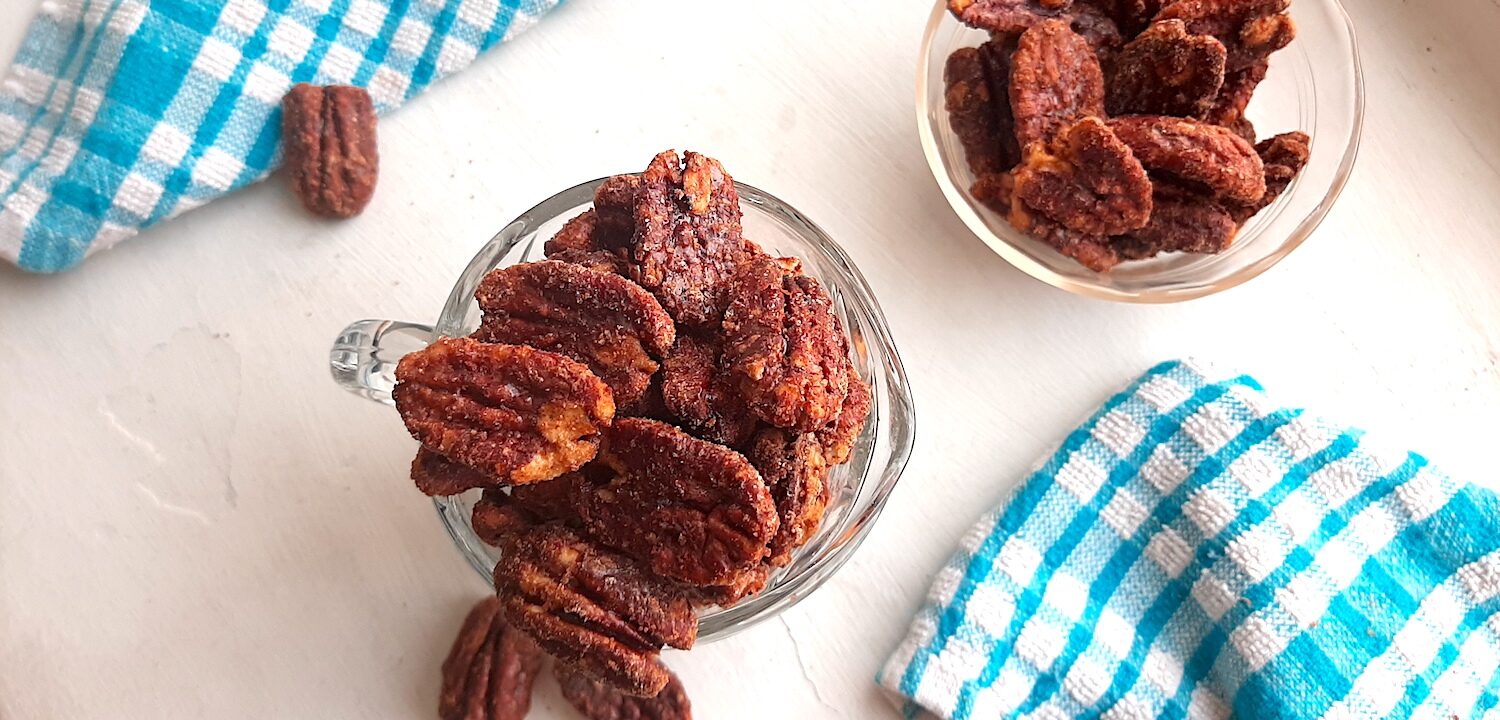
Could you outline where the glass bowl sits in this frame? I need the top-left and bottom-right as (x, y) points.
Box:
(329, 177), (916, 642)
(917, 0), (1365, 303)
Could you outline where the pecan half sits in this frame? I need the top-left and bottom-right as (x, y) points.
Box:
(948, 0), (1074, 36)
(1010, 20), (1107, 151)
(1203, 60), (1268, 142)
(1106, 20), (1227, 118)
(556, 663), (693, 720)
(721, 258), (853, 432)
(1224, 130), (1309, 222)
(475, 261), (675, 411)
(748, 429), (831, 567)
(630, 151), (749, 329)
(1156, 0), (1294, 71)
(1012, 116), (1154, 236)
(659, 335), (757, 448)
(1107, 115), (1265, 203)
(577, 418), (779, 586)
(945, 46), (1014, 177)
(1116, 183), (1238, 259)
(494, 525), (695, 697)
(393, 338), (615, 485)
(413, 447), (497, 497)
(595, 175), (643, 250)
(438, 596), (546, 720)
(281, 84), (378, 218)
(471, 475), (585, 546)
(817, 369), (872, 466)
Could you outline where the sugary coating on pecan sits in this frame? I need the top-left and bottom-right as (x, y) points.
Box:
(1010, 20), (1106, 151)
(281, 84), (378, 218)
(1012, 116), (1154, 236)
(659, 335), (757, 448)
(1107, 115), (1265, 203)
(973, 170), (1122, 272)
(1156, 0), (1294, 71)
(577, 418), (778, 586)
(1106, 20), (1226, 118)
(595, 174), (643, 250)
(556, 663), (693, 720)
(413, 447), (499, 497)
(1225, 130), (1308, 222)
(1203, 60), (1267, 142)
(818, 369), (872, 466)
(438, 596), (546, 720)
(393, 338), (615, 485)
(548, 248), (632, 277)
(1117, 184), (1238, 259)
(473, 489), (537, 546)
(721, 257), (853, 432)
(472, 472), (588, 545)
(748, 429), (831, 567)
(945, 47), (1012, 177)
(977, 40), (1024, 170)
(630, 151), (748, 330)
(475, 261), (675, 411)
(681, 564), (771, 609)
(494, 524), (695, 697)
(1078, 0), (1160, 37)
(1068, 3), (1124, 65)
(948, 0), (1074, 36)
(546, 210), (602, 256)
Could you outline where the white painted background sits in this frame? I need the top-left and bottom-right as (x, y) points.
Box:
(3, 0), (1499, 717)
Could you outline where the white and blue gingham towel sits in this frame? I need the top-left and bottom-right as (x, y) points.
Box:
(880, 360), (1500, 719)
(0, 0), (559, 273)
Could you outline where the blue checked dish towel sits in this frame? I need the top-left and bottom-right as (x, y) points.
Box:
(880, 360), (1500, 720)
(0, 0), (559, 273)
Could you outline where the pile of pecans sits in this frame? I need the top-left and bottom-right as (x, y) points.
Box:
(944, 0), (1311, 272)
(393, 150), (871, 714)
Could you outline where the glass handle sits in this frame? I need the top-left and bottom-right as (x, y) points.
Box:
(329, 319), (434, 406)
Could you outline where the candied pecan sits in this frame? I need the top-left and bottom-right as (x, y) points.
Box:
(945, 47), (1012, 177)
(948, 0), (1073, 36)
(557, 663), (692, 720)
(1068, 3), (1124, 65)
(681, 564), (771, 609)
(438, 596), (546, 720)
(721, 258), (853, 432)
(977, 40), (1023, 169)
(749, 429), (831, 567)
(548, 248), (632, 277)
(546, 210), (602, 256)
(1010, 20), (1106, 151)
(413, 447), (498, 497)
(1203, 60), (1267, 142)
(1078, 0), (1160, 36)
(1106, 20), (1226, 118)
(393, 338), (615, 485)
(475, 261), (675, 410)
(818, 370), (871, 466)
(1224, 130), (1308, 222)
(494, 525), (695, 697)
(577, 418), (778, 586)
(473, 489), (536, 546)
(1117, 185), (1238, 259)
(595, 174), (643, 250)
(658, 335), (758, 448)
(1107, 115), (1265, 203)
(1156, 0), (1294, 71)
(630, 151), (748, 329)
(281, 84), (378, 218)
(472, 473), (588, 545)
(1013, 116), (1153, 236)
(973, 170), (1122, 272)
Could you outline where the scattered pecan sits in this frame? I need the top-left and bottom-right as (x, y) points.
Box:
(494, 524), (695, 697)
(1107, 115), (1265, 203)
(721, 257), (853, 432)
(413, 447), (498, 497)
(556, 663), (693, 720)
(1203, 60), (1267, 142)
(1010, 20), (1107, 151)
(748, 429), (831, 567)
(576, 418), (778, 586)
(475, 261), (675, 411)
(818, 369), (872, 466)
(630, 151), (749, 329)
(1224, 130), (1309, 222)
(1106, 20), (1226, 118)
(659, 335), (757, 448)
(1156, 0), (1294, 71)
(393, 338), (615, 485)
(945, 47), (1013, 177)
(1117, 183), (1238, 259)
(948, 0), (1074, 37)
(1012, 116), (1154, 236)
(438, 596), (546, 720)
(595, 175), (643, 250)
(281, 84), (379, 218)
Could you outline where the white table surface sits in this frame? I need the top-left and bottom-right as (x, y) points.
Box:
(4, 1), (1500, 717)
